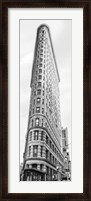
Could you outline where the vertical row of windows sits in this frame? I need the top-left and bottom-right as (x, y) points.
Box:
(46, 134), (63, 162)
(46, 148), (57, 165)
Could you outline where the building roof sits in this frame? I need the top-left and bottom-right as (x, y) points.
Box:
(37, 24), (60, 82)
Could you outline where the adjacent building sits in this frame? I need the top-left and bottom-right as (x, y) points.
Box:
(21, 24), (70, 181)
(61, 128), (71, 180)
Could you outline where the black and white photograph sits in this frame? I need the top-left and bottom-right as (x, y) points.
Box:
(1, 1), (90, 199)
(20, 20), (71, 181)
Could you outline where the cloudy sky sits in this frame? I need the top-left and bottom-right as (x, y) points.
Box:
(20, 20), (71, 163)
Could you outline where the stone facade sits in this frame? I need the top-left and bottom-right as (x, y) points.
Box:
(21, 24), (69, 181)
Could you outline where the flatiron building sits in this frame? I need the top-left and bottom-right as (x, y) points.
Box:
(22, 24), (66, 181)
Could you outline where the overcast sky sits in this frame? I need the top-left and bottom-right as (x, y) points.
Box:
(20, 20), (71, 163)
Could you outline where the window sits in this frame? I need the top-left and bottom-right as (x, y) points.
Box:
(41, 131), (44, 141)
(32, 164), (37, 169)
(50, 153), (52, 162)
(30, 132), (32, 141)
(35, 83), (36, 88)
(40, 146), (43, 157)
(50, 168), (52, 177)
(35, 118), (39, 126)
(40, 58), (43, 63)
(64, 131), (66, 138)
(33, 145), (38, 157)
(37, 89), (41, 95)
(36, 107), (40, 113)
(38, 82), (41, 87)
(49, 108), (52, 114)
(32, 119), (33, 127)
(39, 69), (42, 73)
(63, 148), (66, 152)
(29, 111), (31, 116)
(34, 91), (36, 96)
(43, 91), (44, 96)
(37, 97), (41, 104)
(33, 108), (34, 114)
(38, 75), (42, 80)
(46, 149), (48, 160)
(42, 99), (44, 104)
(50, 141), (52, 148)
(29, 146), (31, 156)
(39, 63), (42, 67)
(33, 99), (35, 105)
(46, 135), (48, 144)
(53, 144), (54, 152)
(42, 119), (43, 127)
(35, 76), (37, 81)
(40, 48), (43, 52)
(42, 108), (44, 114)
(43, 83), (45, 88)
(55, 158), (57, 165)
(53, 156), (54, 164)
(46, 166), (49, 174)
(34, 130), (39, 140)
(40, 164), (43, 171)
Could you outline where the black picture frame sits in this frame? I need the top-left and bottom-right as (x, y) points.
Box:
(1, 0), (91, 200)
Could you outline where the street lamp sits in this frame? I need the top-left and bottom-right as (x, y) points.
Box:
(56, 166), (59, 181)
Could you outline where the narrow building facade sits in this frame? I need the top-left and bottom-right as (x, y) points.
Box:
(22, 24), (66, 181)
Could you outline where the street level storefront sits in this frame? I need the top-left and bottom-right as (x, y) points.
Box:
(20, 167), (61, 181)
(23, 168), (45, 181)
